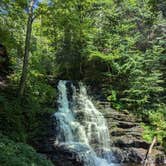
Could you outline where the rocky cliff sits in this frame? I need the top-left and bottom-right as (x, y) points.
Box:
(33, 103), (166, 166)
(95, 101), (166, 165)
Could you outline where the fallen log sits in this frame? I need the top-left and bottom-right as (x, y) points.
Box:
(143, 136), (157, 166)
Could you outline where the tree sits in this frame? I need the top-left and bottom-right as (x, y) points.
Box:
(18, 0), (35, 96)
(47, 0), (99, 80)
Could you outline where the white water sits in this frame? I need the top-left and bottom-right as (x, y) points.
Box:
(54, 80), (115, 166)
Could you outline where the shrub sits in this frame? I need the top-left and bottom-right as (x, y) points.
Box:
(0, 134), (53, 166)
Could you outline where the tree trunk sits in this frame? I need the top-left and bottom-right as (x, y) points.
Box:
(143, 136), (157, 166)
(18, 0), (34, 96)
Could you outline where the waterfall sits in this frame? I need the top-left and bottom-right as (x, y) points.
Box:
(54, 80), (115, 166)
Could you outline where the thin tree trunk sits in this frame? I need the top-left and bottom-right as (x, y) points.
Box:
(18, 0), (34, 96)
(143, 136), (157, 166)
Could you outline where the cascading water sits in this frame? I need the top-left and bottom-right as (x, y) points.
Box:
(54, 80), (115, 166)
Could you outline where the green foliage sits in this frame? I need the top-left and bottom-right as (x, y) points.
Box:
(0, 0), (165, 157)
(142, 105), (166, 147)
(122, 48), (164, 111)
(0, 134), (53, 166)
(142, 125), (154, 143)
(0, 83), (56, 143)
(0, 90), (27, 142)
(0, 1), (57, 162)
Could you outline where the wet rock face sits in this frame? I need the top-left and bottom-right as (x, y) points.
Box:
(94, 102), (166, 165)
(51, 144), (84, 166)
